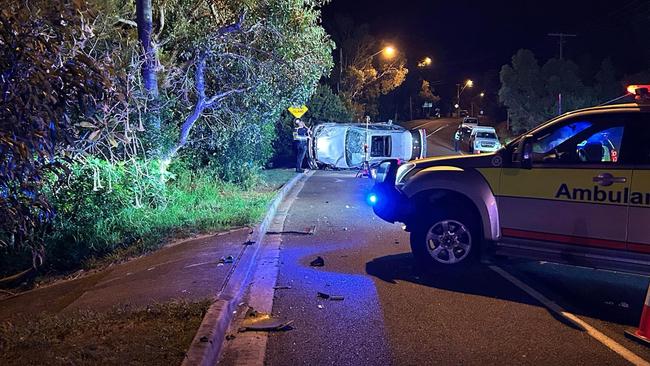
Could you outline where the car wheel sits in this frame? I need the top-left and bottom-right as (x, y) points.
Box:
(410, 207), (480, 270)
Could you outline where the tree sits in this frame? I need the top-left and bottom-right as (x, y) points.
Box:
(499, 49), (547, 133)
(595, 58), (622, 103)
(417, 80), (441, 118)
(306, 84), (352, 122)
(332, 19), (408, 120)
(0, 0), (113, 266)
(499, 49), (598, 133)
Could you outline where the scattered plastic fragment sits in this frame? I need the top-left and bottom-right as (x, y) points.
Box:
(317, 292), (344, 301)
(243, 240), (255, 246)
(310, 256), (325, 267)
(274, 285), (292, 290)
(619, 302), (630, 309)
(219, 255), (235, 265)
(317, 304), (324, 309)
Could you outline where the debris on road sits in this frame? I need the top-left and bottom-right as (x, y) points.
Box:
(619, 302), (630, 309)
(226, 334), (237, 341)
(274, 285), (292, 290)
(317, 304), (324, 309)
(243, 240), (255, 246)
(218, 255), (235, 265)
(317, 292), (344, 301)
(239, 308), (293, 332)
(267, 226), (316, 236)
(310, 256), (325, 267)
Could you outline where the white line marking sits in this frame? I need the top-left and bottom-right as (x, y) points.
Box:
(427, 125), (448, 138)
(489, 265), (650, 366)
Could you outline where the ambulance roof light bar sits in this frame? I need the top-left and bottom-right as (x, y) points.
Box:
(627, 85), (650, 101)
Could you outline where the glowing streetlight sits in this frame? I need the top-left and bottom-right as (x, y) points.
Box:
(480, 92), (485, 98)
(457, 79), (475, 116)
(418, 57), (433, 67)
(368, 46), (397, 61)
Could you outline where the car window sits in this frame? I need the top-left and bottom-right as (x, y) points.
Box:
(576, 127), (624, 163)
(370, 136), (391, 157)
(532, 120), (625, 165)
(476, 132), (497, 139)
(345, 129), (365, 167)
(621, 114), (650, 165)
(533, 121), (591, 154)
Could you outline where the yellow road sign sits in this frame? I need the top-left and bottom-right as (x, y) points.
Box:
(288, 105), (309, 118)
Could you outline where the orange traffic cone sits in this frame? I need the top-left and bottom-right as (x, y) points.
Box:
(625, 283), (650, 345)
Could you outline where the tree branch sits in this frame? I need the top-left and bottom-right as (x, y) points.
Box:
(205, 87), (249, 108)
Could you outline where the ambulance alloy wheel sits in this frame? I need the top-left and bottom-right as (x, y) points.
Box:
(410, 208), (480, 269)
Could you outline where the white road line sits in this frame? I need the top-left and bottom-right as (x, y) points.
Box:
(489, 265), (650, 366)
(427, 125), (448, 138)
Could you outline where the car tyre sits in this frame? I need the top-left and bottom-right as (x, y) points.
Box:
(410, 205), (481, 271)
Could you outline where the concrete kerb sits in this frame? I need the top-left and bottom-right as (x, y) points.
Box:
(181, 171), (313, 366)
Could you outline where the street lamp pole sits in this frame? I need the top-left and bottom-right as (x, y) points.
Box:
(456, 79), (473, 117)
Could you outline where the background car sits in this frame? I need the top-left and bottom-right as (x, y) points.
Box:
(468, 126), (502, 154)
(309, 123), (427, 169)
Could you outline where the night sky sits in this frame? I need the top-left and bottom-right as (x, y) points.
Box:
(322, 0), (650, 118)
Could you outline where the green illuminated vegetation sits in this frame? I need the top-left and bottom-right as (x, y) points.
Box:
(0, 0), (335, 279)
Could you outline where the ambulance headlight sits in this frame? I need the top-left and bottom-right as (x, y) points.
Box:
(396, 162), (416, 184)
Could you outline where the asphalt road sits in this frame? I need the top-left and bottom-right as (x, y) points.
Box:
(402, 118), (462, 156)
(262, 121), (650, 365)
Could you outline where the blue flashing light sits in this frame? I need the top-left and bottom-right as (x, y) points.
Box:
(367, 193), (378, 206)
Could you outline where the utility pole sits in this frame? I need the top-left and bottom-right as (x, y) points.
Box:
(548, 33), (577, 115)
(548, 33), (577, 60)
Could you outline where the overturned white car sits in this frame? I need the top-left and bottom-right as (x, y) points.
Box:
(309, 123), (427, 169)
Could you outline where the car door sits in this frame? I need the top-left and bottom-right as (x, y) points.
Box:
(499, 113), (633, 251)
(626, 115), (650, 253)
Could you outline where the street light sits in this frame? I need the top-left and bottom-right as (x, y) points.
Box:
(418, 57), (433, 68)
(456, 79), (474, 116)
(480, 92), (485, 98)
(369, 46), (397, 60)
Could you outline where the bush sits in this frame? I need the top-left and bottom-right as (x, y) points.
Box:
(0, 158), (275, 276)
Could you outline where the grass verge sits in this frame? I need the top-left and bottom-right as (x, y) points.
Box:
(0, 300), (211, 366)
(0, 168), (297, 286)
(78, 169), (296, 271)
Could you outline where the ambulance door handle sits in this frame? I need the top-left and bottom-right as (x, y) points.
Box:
(593, 173), (627, 187)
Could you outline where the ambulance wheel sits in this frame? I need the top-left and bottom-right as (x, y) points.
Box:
(410, 208), (480, 270)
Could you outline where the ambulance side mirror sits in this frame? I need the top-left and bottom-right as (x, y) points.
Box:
(519, 135), (534, 169)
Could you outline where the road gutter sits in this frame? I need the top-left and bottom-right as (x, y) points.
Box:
(181, 171), (313, 366)
(490, 265), (650, 366)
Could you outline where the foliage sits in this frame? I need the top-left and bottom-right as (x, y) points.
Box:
(0, 0), (333, 275)
(332, 18), (408, 120)
(498, 49), (623, 134)
(9, 162), (275, 273)
(0, 0), (117, 266)
(417, 80), (441, 118)
(305, 84), (352, 122)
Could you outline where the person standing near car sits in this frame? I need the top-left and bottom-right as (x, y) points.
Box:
(293, 119), (310, 173)
(453, 128), (461, 151)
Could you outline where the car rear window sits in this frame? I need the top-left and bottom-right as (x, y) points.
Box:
(476, 132), (497, 139)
